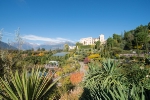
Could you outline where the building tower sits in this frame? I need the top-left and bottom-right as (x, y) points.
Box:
(99, 34), (104, 43)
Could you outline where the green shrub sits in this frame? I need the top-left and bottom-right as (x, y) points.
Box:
(136, 57), (144, 61)
(80, 45), (92, 49)
(130, 56), (136, 60)
(115, 54), (120, 59)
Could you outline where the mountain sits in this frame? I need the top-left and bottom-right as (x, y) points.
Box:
(38, 41), (75, 50)
(10, 42), (39, 50)
(0, 41), (17, 50)
(10, 41), (75, 50)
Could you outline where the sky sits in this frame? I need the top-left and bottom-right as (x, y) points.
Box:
(0, 0), (150, 44)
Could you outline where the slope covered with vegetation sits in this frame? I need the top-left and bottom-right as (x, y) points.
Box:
(0, 23), (150, 99)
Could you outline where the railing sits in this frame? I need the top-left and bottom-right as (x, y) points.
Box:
(45, 64), (58, 69)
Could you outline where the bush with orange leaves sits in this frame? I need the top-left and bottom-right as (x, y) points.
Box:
(70, 72), (84, 85)
(59, 87), (83, 100)
(38, 52), (44, 56)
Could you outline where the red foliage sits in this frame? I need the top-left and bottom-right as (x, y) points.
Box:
(83, 57), (90, 64)
(70, 72), (84, 85)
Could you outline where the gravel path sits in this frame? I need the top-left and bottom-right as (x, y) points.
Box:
(79, 62), (87, 81)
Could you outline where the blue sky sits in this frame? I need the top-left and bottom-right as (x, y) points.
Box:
(0, 0), (150, 44)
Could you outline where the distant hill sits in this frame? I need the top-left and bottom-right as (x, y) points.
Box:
(0, 41), (17, 50)
(10, 41), (75, 50)
(37, 41), (75, 50)
(10, 42), (39, 50)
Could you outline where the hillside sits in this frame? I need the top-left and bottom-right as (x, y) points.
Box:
(10, 41), (75, 50)
(0, 41), (17, 50)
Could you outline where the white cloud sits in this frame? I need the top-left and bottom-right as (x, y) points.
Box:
(22, 35), (75, 44)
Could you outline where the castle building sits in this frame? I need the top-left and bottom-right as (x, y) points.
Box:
(80, 34), (105, 45)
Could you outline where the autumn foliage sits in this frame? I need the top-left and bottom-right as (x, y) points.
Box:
(84, 57), (90, 64)
(59, 87), (83, 100)
(38, 52), (44, 56)
(70, 72), (84, 85)
(88, 54), (100, 59)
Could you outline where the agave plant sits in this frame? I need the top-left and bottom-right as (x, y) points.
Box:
(84, 59), (125, 88)
(80, 59), (150, 100)
(82, 59), (126, 99)
(0, 68), (58, 100)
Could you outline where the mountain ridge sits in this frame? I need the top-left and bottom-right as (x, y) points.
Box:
(0, 41), (17, 50)
(10, 41), (75, 50)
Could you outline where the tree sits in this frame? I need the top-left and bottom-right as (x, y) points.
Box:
(94, 41), (100, 50)
(31, 48), (34, 51)
(134, 25), (145, 34)
(124, 32), (134, 42)
(113, 34), (121, 43)
(75, 42), (83, 49)
(41, 48), (45, 51)
(41, 56), (47, 64)
(124, 42), (132, 50)
(148, 22), (150, 30)
(37, 48), (41, 51)
(15, 28), (23, 52)
(48, 49), (53, 57)
(107, 37), (114, 50)
(135, 31), (149, 52)
(64, 44), (69, 52)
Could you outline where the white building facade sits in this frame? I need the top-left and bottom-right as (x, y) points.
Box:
(69, 46), (76, 50)
(80, 37), (93, 45)
(80, 34), (105, 45)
